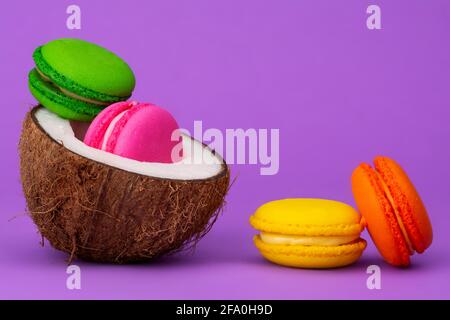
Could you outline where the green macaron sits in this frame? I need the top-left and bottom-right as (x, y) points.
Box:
(29, 38), (136, 121)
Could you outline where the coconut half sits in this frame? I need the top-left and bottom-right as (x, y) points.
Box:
(19, 107), (230, 263)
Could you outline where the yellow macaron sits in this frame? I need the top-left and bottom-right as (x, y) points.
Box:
(249, 198), (367, 269)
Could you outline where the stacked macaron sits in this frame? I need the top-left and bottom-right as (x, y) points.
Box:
(29, 38), (136, 121)
(29, 38), (182, 163)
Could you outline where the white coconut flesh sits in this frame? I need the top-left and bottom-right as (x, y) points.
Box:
(34, 108), (224, 180)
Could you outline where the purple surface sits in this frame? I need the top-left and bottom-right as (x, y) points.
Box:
(1, 0), (450, 299)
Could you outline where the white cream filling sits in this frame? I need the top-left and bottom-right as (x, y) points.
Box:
(259, 232), (359, 247)
(35, 108), (223, 180)
(101, 110), (128, 150)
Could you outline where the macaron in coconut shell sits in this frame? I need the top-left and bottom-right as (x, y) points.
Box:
(19, 107), (230, 263)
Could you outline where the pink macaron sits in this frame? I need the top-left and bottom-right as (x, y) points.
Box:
(84, 101), (183, 163)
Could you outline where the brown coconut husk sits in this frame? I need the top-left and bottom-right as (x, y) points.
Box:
(19, 106), (230, 263)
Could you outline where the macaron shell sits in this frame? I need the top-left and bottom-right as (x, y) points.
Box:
(254, 236), (367, 269)
(84, 101), (133, 148)
(250, 198), (363, 236)
(374, 156), (433, 253)
(107, 103), (181, 163)
(352, 164), (410, 266)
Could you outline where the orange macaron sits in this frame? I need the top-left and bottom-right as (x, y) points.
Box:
(351, 156), (432, 267)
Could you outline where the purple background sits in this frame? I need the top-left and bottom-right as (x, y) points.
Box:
(1, 0), (450, 299)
